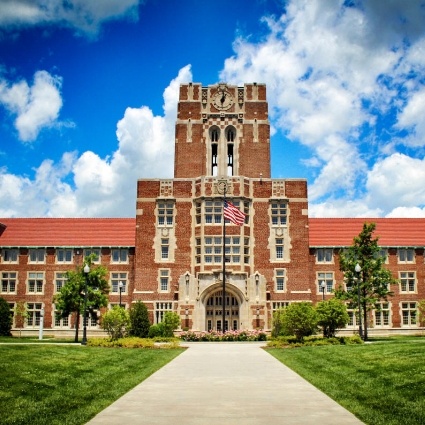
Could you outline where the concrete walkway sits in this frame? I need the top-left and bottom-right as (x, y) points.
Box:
(87, 342), (364, 425)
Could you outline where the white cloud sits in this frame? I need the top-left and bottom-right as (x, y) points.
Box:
(0, 70), (63, 142)
(0, 0), (141, 36)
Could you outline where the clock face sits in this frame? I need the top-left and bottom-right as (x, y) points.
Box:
(213, 90), (234, 110)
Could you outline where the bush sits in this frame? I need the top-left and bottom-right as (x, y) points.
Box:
(148, 323), (165, 338)
(267, 334), (363, 348)
(316, 298), (350, 338)
(129, 301), (150, 338)
(101, 306), (130, 340)
(0, 297), (12, 336)
(180, 329), (267, 342)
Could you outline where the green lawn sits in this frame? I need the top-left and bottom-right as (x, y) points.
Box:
(0, 344), (184, 425)
(267, 337), (425, 425)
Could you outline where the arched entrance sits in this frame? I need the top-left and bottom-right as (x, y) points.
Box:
(205, 289), (240, 332)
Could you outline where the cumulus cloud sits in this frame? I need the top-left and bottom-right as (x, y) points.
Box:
(0, 0), (141, 36)
(0, 70), (63, 142)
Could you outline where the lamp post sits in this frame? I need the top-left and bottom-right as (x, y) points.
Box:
(355, 263), (363, 340)
(119, 281), (123, 308)
(82, 263), (90, 346)
(321, 281), (326, 301)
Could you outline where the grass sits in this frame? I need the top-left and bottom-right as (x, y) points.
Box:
(267, 336), (425, 425)
(0, 344), (184, 425)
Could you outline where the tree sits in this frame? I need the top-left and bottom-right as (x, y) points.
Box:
(316, 298), (349, 338)
(101, 306), (130, 340)
(334, 222), (397, 341)
(148, 312), (180, 338)
(274, 302), (318, 341)
(129, 301), (150, 338)
(53, 254), (109, 342)
(0, 297), (12, 336)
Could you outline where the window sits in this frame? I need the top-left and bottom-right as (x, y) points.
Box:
(55, 272), (67, 292)
(8, 302), (14, 326)
(205, 200), (222, 224)
(374, 302), (390, 327)
(159, 269), (170, 292)
(29, 248), (45, 263)
(111, 248), (128, 263)
(28, 272), (44, 293)
(346, 309), (356, 328)
(158, 202), (174, 226)
(161, 239), (169, 260)
(54, 309), (70, 328)
(84, 249), (101, 263)
(27, 303), (43, 327)
(272, 301), (290, 312)
(316, 248), (333, 263)
(155, 301), (173, 324)
(1, 272), (16, 293)
(400, 272), (416, 293)
(56, 248), (73, 263)
(401, 302), (417, 326)
(275, 269), (285, 292)
(199, 236), (241, 264)
(318, 272), (334, 293)
(111, 273), (127, 293)
(271, 201), (287, 226)
(2, 248), (18, 263)
(398, 248), (415, 263)
(276, 239), (284, 259)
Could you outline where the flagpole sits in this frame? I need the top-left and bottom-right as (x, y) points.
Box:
(222, 185), (226, 333)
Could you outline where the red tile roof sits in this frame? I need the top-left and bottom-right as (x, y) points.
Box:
(309, 218), (425, 247)
(0, 218), (136, 247)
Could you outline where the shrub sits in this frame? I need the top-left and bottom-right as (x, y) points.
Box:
(148, 323), (165, 338)
(101, 306), (130, 340)
(316, 298), (350, 338)
(0, 297), (12, 336)
(129, 301), (150, 338)
(180, 329), (267, 342)
(162, 312), (181, 337)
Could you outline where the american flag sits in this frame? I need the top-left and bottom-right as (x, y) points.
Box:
(224, 200), (246, 226)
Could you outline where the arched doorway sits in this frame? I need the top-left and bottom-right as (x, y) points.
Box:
(205, 289), (240, 332)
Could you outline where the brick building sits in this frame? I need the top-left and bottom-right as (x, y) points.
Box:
(1, 82), (424, 336)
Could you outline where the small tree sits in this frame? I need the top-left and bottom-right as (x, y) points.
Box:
(162, 311), (180, 337)
(0, 297), (12, 336)
(14, 301), (28, 330)
(279, 302), (318, 341)
(129, 301), (150, 338)
(316, 298), (349, 338)
(101, 306), (130, 340)
(271, 308), (286, 338)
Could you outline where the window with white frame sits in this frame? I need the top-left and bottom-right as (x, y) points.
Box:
(316, 248), (333, 263)
(398, 248), (415, 263)
(55, 272), (67, 292)
(272, 301), (290, 312)
(197, 236), (241, 264)
(56, 248), (73, 263)
(400, 271), (416, 293)
(346, 309), (356, 328)
(111, 248), (128, 263)
(271, 201), (287, 226)
(84, 248), (101, 263)
(374, 302), (390, 327)
(111, 272), (127, 293)
(2, 248), (18, 263)
(317, 272), (334, 293)
(244, 237), (250, 264)
(155, 301), (173, 324)
(161, 239), (169, 260)
(275, 269), (285, 292)
(27, 303), (43, 327)
(1, 272), (17, 293)
(401, 302), (417, 326)
(205, 200), (222, 224)
(28, 272), (44, 293)
(159, 269), (170, 292)
(8, 302), (14, 326)
(157, 201), (174, 226)
(276, 238), (284, 259)
(54, 307), (70, 328)
(29, 248), (45, 263)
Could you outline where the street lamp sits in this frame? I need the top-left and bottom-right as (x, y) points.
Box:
(355, 263), (363, 340)
(321, 281), (326, 301)
(119, 281), (124, 308)
(82, 264), (90, 345)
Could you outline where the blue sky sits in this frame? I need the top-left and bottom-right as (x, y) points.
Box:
(1, 0), (425, 218)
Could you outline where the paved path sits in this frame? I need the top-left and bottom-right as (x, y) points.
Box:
(87, 342), (364, 425)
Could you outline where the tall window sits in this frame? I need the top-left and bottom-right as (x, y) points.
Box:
(205, 200), (222, 224)
(27, 303), (43, 327)
(159, 269), (170, 292)
(1, 272), (16, 293)
(29, 249), (45, 264)
(56, 249), (73, 263)
(2, 248), (18, 263)
(155, 301), (173, 323)
(271, 201), (287, 226)
(400, 271), (416, 293)
(199, 236), (241, 264)
(55, 272), (67, 293)
(374, 302), (390, 327)
(276, 238), (284, 259)
(275, 269), (285, 292)
(111, 272), (127, 293)
(111, 248), (128, 263)
(54, 307), (70, 328)
(161, 239), (169, 260)
(318, 272), (334, 293)
(158, 202), (174, 226)
(401, 302), (417, 326)
(316, 248), (333, 263)
(28, 272), (44, 293)
(398, 248), (415, 263)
